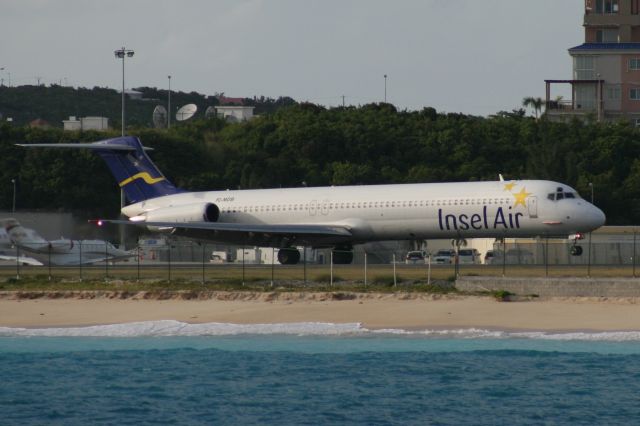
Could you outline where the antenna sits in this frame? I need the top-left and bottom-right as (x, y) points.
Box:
(152, 105), (167, 129)
(176, 104), (197, 121)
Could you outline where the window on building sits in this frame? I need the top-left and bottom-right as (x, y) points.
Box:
(607, 85), (621, 100)
(574, 56), (595, 80)
(595, 0), (619, 13)
(631, 59), (640, 70)
(596, 29), (618, 43)
(630, 88), (640, 100)
(635, 118), (640, 127)
(633, 0), (640, 14)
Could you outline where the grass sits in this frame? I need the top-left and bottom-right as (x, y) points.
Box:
(0, 263), (639, 292)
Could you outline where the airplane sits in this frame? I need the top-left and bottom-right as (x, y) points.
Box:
(19, 136), (606, 264)
(0, 225), (43, 266)
(1, 218), (133, 266)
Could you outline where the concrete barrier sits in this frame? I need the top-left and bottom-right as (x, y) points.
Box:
(456, 276), (640, 297)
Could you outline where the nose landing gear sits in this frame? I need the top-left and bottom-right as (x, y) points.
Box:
(569, 233), (585, 256)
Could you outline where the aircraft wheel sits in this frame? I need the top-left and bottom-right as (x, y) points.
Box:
(570, 245), (583, 256)
(277, 248), (300, 265)
(332, 249), (354, 264)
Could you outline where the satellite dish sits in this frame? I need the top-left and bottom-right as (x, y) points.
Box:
(205, 106), (216, 119)
(176, 103), (197, 121)
(152, 105), (167, 128)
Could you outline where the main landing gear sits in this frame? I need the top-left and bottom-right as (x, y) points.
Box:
(332, 245), (354, 264)
(276, 245), (354, 265)
(277, 247), (301, 265)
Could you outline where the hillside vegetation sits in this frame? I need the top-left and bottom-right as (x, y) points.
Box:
(0, 89), (638, 224)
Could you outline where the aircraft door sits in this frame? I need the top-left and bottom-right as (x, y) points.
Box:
(528, 196), (538, 218)
(321, 199), (329, 216)
(309, 200), (317, 216)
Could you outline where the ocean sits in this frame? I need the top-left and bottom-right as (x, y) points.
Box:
(1, 322), (640, 425)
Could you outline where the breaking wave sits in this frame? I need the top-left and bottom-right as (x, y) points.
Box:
(1, 320), (640, 342)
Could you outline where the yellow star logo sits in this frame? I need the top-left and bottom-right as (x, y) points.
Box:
(513, 187), (531, 208)
(503, 182), (516, 192)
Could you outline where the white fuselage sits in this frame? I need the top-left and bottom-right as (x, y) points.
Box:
(122, 180), (606, 244)
(15, 239), (131, 266)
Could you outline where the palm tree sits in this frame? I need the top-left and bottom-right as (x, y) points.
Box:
(522, 96), (544, 119)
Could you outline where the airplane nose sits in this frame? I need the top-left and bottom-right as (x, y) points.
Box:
(591, 205), (606, 228)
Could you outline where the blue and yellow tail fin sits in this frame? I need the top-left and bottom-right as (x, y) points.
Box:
(18, 136), (182, 204)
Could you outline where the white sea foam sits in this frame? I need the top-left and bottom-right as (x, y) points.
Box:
(0, 321), (365, 338)
(1, 321), (640, 341)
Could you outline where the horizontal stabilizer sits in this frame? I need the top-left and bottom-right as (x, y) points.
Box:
(18, 136), (177, 204)
(17, 143), (153, 151)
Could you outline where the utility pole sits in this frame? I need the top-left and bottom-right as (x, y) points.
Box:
(168, 75), (171, 129)
(384, 74), (387, 103)
(114, 46), (135, 136)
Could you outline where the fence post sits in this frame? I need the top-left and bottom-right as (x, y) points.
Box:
(15, 244), (20, 281)
(79, 241), (83, 282)
(242, 246), (245, 287)
(202, 243), (206, 285)
(634, 232), (637, 278)
(587, 232), (592, 278)
(427, 254), (431, 285)
(303, 246), (307, 286)
(364, 251), (367, 288)
(545, 237), (549, 277)
(393, 253), (397, 288)
(104, 240), (108, 281)
(137, 242), (140, 282)
(167, 241), (171, 283)
(502, 239), (506, 277)
(271, 247), (275, 288)
(330, 250), (334, 287)
(49, 243), (52, 281)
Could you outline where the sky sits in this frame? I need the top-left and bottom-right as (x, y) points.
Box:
(1, 0), (584, 116)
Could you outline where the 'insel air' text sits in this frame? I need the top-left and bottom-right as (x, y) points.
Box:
(438, 206), (524, 231)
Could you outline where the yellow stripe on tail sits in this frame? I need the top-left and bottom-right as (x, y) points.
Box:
(119, 172), (166, 187)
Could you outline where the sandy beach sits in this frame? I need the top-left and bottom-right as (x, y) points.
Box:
(0, 292), (639, 331)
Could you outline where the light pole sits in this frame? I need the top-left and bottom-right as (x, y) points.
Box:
(114, 47), (135, 136)
(167, 75), (171, 129)
(11, 179), (16, 213)
(588, 182), (594, 203)
(384, 74), (387, 103)
(0, 67), (4, 86)
(114, 47), (134, 249)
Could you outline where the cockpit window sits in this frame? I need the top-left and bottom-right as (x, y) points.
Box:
(547, 190), (578, 201)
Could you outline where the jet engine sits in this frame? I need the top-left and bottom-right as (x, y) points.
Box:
(140, 203), (220, 224)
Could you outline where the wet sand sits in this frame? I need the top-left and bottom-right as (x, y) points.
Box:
(1, 292), (639, 330)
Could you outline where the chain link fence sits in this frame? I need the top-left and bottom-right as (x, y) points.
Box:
(2, 237), (640, 284)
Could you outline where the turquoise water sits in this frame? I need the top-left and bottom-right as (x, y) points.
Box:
(1, 323), (640, 425)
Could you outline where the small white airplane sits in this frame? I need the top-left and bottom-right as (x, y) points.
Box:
(0, 226), (42, 265)
(1, 219), (132, 266)
(19, 136), (606, 264)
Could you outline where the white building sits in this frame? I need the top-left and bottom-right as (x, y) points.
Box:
(63, 116), (109, 131)
(214, 106), (255, 122)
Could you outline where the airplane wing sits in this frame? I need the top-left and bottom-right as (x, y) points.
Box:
(96, 220), (354, 247)
(0, 255), (44, 266)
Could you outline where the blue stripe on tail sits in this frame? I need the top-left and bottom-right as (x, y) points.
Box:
(93, 136), (181, 204)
